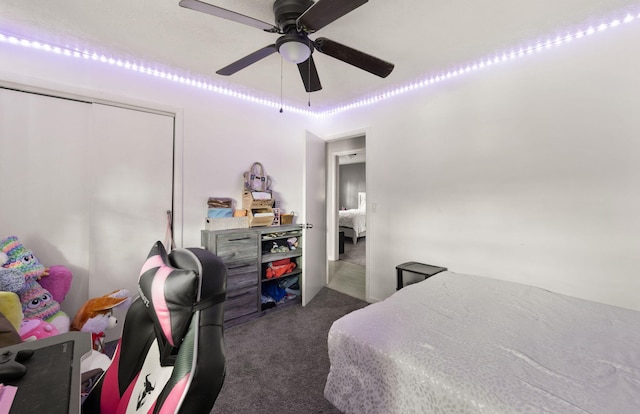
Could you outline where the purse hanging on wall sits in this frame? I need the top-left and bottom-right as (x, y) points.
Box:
(243, 162), (272, 192)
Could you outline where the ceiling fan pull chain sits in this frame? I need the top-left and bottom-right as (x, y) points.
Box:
(308, 38), (312, 107)
(280, 55), (284, 113)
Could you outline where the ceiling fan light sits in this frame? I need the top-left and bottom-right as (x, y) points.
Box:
(278, 39), (310, 64)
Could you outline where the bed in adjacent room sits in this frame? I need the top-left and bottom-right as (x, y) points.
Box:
(339, 192), (366, 244)
(324, 271), (640, 414)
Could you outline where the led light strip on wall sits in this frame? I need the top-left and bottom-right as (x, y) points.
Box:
(0, 33), (313, 116)
(1, 10), (638, 117)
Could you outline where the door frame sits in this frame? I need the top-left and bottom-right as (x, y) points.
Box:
(325, 129), (369, 299)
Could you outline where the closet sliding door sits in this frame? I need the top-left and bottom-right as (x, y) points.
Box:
(0, 88), (91, 314)
(0, 88), (174, 334)
(89, 104), (174, 320)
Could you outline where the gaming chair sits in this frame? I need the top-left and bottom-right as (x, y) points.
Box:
(83, 241), (227, 414)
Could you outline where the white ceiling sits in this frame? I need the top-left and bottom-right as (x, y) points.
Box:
(1, 1), (638, 109)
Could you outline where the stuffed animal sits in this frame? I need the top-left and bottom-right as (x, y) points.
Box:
(0, 251), (25, 294)
(38, 265), (73, 307)
(0, 292), (22, 348)
(1, 249), (28, 337)
(0, 236), (73, 333)
(0, 291), (60, 343)
(0, 291), (23, 334)
(19, 318), (60, 342)
(71, 289), (131, 352)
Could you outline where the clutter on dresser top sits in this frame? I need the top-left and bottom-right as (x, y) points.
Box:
(205, 162), (297, 231)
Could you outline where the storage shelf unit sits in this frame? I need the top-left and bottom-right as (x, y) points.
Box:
(202, 224), (302, 326)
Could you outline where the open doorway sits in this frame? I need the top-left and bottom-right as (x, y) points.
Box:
(337, 155), (366, 263)
(326, 134), (366, 301)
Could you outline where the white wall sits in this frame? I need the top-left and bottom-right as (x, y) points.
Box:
(312, 22), (640, 310)
(0, 41), (309, 316)
(2, 19), (640, 314)
(339, 163), (366, 210)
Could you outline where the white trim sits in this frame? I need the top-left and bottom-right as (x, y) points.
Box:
(0, 80), (175, 117)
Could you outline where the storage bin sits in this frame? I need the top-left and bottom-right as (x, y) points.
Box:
(242, 190), (275, 227)
(205, 216), (249, 231)
(242, 191), (274, 209)
(247, 210), (274, 227)
(280, 213), (294, 225)
(207, 208), (233, 218)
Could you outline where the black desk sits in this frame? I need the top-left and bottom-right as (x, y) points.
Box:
(396, 262), (447, 290)
(0, 331), (92, 414)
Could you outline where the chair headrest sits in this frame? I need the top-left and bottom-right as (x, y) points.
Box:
(138, 242), (198, 348)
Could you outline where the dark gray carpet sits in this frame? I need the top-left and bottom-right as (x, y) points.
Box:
(211, 287), (368, 414)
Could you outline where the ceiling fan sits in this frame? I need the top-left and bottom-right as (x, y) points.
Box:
(179, 0), (395, 92)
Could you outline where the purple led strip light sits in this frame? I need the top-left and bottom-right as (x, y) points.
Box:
(1, 10), (638, 117)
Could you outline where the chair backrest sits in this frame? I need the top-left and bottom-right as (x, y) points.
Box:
(83, 241), (227, 414)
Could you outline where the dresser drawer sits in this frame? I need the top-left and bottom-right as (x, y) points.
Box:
(224, 285), (258, 321)
(226, 260), (259, 291)
(216, 232), (258, 262)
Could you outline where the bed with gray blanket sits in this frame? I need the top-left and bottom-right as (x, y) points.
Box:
(325, 271), (640, 413)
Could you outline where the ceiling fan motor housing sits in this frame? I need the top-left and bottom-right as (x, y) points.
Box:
(273, 0), (314, 32)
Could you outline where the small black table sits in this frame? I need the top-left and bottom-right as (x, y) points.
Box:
(396, 262), (447, 290)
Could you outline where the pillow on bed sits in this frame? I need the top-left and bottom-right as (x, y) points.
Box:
(138, 241), (198, 348)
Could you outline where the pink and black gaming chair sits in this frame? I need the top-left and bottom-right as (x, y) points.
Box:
(83, 241), (227, 414)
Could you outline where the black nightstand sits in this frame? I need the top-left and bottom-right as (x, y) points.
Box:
(396, 262), (447, 290)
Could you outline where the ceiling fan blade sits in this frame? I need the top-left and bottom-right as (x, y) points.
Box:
(297, 56), (322, 92)
(179, 0), (279, 33)
(297, 0), (368, 33)
(216, 44), (278, 76)
(313, 37), (394, 78)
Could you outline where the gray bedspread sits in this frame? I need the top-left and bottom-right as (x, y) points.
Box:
(325, 272), (640, 413)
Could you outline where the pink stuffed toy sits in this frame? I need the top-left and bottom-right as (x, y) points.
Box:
(19, 318), (60, 342)
(38, 265), (73, 307)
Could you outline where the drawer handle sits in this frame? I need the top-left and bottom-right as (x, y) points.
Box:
(227, 290), (255, 300)
(227, 263), (252, 270)
(228, 237), (251, 241)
